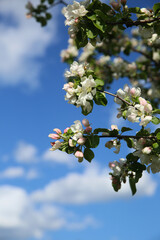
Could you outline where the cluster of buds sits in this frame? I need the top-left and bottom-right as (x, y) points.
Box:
(48, 119), (92, 162)
(115, 84), (153, 126)
(63, 61), (97, 113)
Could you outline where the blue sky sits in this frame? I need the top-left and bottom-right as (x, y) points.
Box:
(0, 0), (160, 240)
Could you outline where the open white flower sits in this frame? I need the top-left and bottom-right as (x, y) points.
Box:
(62, 1), (88, 26)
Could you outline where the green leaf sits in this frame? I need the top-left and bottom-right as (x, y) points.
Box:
(86, 28), (97, 39)
(94, 91), (107, 106)
(95, 79), (104, 87)
(126, 153), (139, 162)
(153, 142), (159, 149)
(154, 23), (160, 35)
(111, 176), (121, 192)
(95, 9), (109, 22)
(84, 148), (94, 162)
(93, 128), (110, 134)
(109, 129), (119, 136)
(153, 3), (160, 15)
(124, 138), (133, 148)
(156, 132), (160, 140)
(75, 28), (88, 49)
(153, 109), (160, 114)
(129, 177), (137, 195)
(152, 116), (160, 125)
(85, 135), (99, 148)
(93, 20), (105, 32)
(128, 7), (141, 13)
(46, 12), (52, 20)
(48, 0), (54, 4)
(121, 127), (132, 133)
(87, 14), (97, 21)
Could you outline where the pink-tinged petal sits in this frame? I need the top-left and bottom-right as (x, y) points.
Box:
(48, 134), (60, 140)
(75, 151), (84, 158)
(139, 97), (147, 106)
(53, 128), (62, 134)
(64, 127), (70, 133)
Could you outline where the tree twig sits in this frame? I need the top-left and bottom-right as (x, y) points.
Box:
(101, 90), (132, 106)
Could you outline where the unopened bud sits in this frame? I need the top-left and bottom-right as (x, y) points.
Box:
(53, 128), (62, 134)
(121, 0), (127, 6)
(48, 134), (60, 140)
(82, 119), (90, 127)
(105, 141), (113, 149)
(77, 137), (86, 145)
(64, 127), (70, 133)
(75, 151), (84, 158)
(142, 147), (152, 154)
(84, 126), (92, 133)
(110, 1), (121, 11)
(75, 18), (79, 23)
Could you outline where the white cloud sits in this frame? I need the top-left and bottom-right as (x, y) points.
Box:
(43, 149), (76, 167)
(0, 185), (96, 240)
(0, 0), (58, 89)
(0, 167), (39, 180)
(14, 141), (38, 163)
(31, 163), (157, 204)
(0, 167), (25, 178)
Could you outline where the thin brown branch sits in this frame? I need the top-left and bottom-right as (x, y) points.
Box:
(132, 47), (159, 66)
(105, 17), (160, 28)
(101, 90), (132, 106)
(99, 135), (156, 140)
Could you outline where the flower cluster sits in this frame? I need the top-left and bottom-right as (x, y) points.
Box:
(49, 119), (92, 162)
(63, 61), (96, 113)
(62, 0), (89, 37)
(109, 158), (127, 176)
(115, 84), (153, 126)
(133, 136), (160, 173)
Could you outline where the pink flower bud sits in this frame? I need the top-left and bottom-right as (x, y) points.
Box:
(75, 17), (79, 23)
(82, 119), (90, 127)
(138, 138), (146, 145)
(53, 128), (62, 134)
(105, 141), (113, 149)
(109, 162), (115, 169)
(121, 0), (127, 6)
(110, 1), (121, 11)
(84, 126), (92, 133)
(139, 97), (147, 106)
(48, 134), (60, 140)
(64, 127), (70, 133)
(142, 146), (152, 154)
(75, 151), (84, 158)
(77, 137), (86, 145)
(130, 88), (136, 96)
